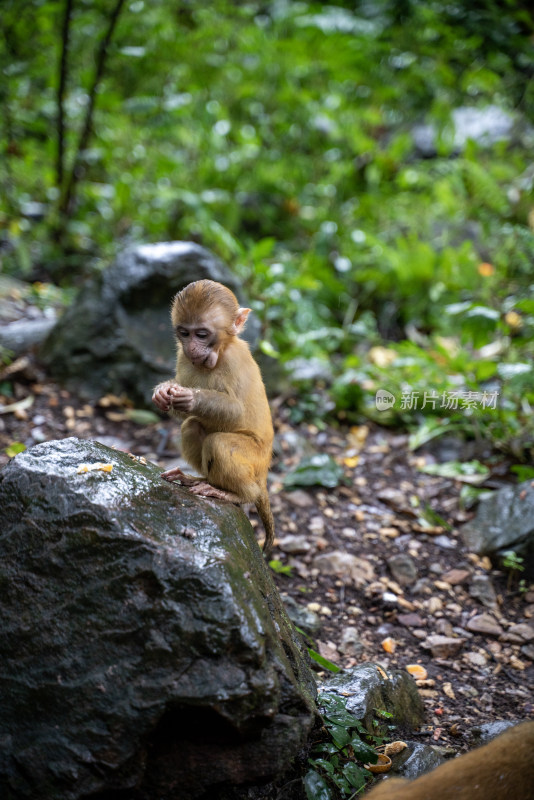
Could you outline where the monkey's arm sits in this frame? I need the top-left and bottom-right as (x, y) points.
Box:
(153, 382), (243, 426)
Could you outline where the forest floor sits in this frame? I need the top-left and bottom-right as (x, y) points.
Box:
(1, 361), (533, 759)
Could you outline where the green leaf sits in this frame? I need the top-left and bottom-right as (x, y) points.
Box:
(5, 441), (26, 458)
(329, 724), (352, 749)
(303, 769), (333, 800)
(269, 559), (292, 576)
(343, 760), (368, 790)
(418, 460), (490, 484)
(408, 417), (454, 450)
(309, 758), (335, 776)
(510, 465), (534, 482)
(124, 408), (160, 425)
(283, 454), (344, 489)
(349, 735), (378, 763)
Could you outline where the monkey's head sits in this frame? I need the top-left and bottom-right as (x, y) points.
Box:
(171, 280), (251, 369)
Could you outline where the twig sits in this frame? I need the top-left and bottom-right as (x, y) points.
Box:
(56, 0), (74, 189)
(59, 0), (126, 218)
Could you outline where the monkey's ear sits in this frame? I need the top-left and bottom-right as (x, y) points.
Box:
(232, 307), (251, 334)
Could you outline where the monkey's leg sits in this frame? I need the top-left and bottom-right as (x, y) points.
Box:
(201, 432), (263, 503)
(180, 417), (206, 475)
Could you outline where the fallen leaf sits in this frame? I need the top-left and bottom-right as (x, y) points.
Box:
(442, 682), (456, 700)
(381, 636), (396, 654)
(0, 395), (35, 415)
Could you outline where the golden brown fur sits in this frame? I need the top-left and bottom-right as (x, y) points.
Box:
(365, 721), (534, 800)
(153, 280), (275, 554)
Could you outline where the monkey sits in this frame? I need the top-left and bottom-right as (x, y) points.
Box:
(364, 720), (534, 800)
(152, 279), (275, 556)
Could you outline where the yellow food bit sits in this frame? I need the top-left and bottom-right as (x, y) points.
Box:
(76, 463), (114, 474)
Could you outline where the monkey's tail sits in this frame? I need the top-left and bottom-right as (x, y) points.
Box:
(255, 491), (274, 558)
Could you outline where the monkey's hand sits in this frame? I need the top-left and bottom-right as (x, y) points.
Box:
(168, 385), (195, 412)
(152, 382), (179, 413)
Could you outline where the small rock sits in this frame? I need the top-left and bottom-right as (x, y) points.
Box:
(469, 574), (498, 609)
(313, 551), (375, 587)
(309, 515), (326, 534)
(500, 623), (534, 643)
(441, 569), (471, 585)
(339, 627), (364, 657)
(341, 527), (361, 540)
(422, 635), (465, 659)
(282, 595), (321, 636)
(412, 629), (428, 640)
(397, 613), (426, 628)
(277, 534), (312, 555)
(30, 426), (47, 444)
(377, 487), (406, 508)
(285, 490), (314, 508)
(521, 643), (534, 659)
(435, 619), (454, 637)
(387, 553), (418, 587)
(426, 597), (443, 615)
(317, 640), (339, 664)
(434, 535), (457, 550)
(466, 613), (504, 637)
(463, 651), (488, 667)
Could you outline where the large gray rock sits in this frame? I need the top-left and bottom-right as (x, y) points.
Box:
(0, 438), (316, 800)
(40, 242), (258, 406)
(461, 480), (534, 577)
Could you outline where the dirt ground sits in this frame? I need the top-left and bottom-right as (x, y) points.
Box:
(1, 364), (533, 759)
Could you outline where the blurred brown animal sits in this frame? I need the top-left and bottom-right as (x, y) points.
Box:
(365, 721), (534, 800)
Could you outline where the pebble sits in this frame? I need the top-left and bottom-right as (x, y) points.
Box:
(441, 569), (471, 585)
(387, 553), (418, 586)
(277, 535), (311, 554)
(422, 634), (465, 659)
(339, 627), (364, 656)
(397, 613), (426, 628)
(426, 597), (443, 615)
(469, 574), (498, 609)
(463, 651), (488, 667)
(466, 613), (504, 637)
(309, 516), (326, 534)
(434, 535), (457, 550)
(313, 551), (375, 587)
(285, 490), (314, 508)
(500, 623), (534, 643)
(341, 527), (361, 540)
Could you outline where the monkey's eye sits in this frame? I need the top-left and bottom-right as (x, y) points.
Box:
(177, 328), (189, 338)
(195, 330), (210, 340)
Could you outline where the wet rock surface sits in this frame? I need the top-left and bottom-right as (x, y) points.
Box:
(0, 438), (316, 800)
(461, 479), (534, 576)
(321, 663), (425, 734)
(40, 242), (259, 406)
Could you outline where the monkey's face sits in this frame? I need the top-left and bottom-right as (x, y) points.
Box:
(175, 319), (221, 369)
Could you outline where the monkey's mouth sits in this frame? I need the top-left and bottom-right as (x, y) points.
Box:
(191, 355), (210, 367)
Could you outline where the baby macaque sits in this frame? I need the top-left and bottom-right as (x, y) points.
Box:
(152, 279), (275, 555)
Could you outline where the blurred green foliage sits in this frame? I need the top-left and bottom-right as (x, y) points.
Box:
(1, 0), (533, 456)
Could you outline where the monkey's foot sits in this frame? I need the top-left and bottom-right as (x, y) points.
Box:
(161, 467), (203, 486)
(189, 483), (242, 504)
